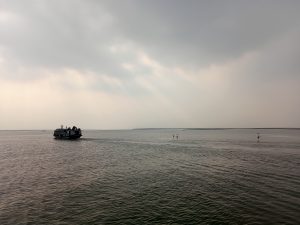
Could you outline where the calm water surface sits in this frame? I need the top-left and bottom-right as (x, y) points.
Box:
(0, 129), (299, 224)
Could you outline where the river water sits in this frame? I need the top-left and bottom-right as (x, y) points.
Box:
(0, 129), (299, 224)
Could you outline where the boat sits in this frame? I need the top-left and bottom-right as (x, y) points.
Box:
(53, 125), (82, 139)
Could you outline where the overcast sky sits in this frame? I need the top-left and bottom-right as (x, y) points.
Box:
(0, 0), (299, 129)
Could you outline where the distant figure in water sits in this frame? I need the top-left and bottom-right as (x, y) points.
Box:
(257, 133), (260, 143)
(172, 134), (175, 140)
(176, 134), (179, 140)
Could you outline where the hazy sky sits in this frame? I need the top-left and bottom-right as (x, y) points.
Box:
(0, 0), (299, 129)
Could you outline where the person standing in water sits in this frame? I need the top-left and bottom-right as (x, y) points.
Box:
(176, 134), (179, 140)
(257, 133), (260, 143)
(172, 134), (175, 140)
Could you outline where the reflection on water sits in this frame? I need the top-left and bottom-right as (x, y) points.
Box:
(0, 129), (299, 224)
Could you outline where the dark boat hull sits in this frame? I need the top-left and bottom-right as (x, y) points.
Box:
(54, 134), (82, 140)
(53, 127), (82, 140)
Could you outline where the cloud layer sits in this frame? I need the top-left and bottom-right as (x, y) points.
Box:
(0, 0), (300, 129)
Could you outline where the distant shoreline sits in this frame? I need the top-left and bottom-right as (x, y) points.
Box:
(132, 128), (300, 131)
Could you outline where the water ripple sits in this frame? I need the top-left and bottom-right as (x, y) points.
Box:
(0, 129), (299, 224)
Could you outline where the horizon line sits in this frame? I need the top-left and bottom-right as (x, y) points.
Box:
(1, 127), (300, 131)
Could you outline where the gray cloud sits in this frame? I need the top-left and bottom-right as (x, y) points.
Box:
(0, 1), (128, 78)
(1, 0), (300, 76)
(105, 0), (300, 66)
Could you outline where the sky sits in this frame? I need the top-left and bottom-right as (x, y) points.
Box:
(0, 0), (300, 129)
